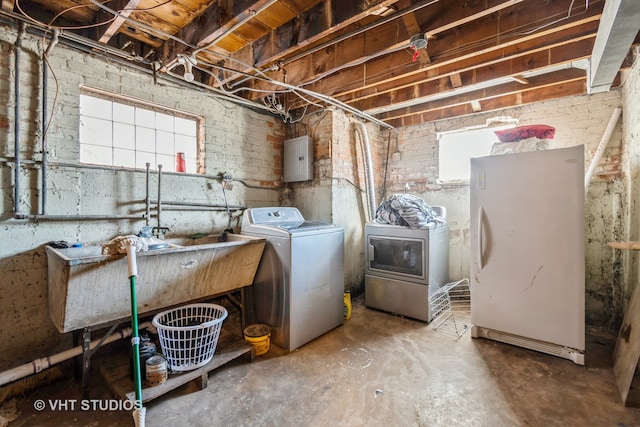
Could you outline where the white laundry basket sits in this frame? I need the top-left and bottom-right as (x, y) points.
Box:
(152, 303), (228, 372)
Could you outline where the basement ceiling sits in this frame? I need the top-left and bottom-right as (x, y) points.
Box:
(4, 0), (640, 128)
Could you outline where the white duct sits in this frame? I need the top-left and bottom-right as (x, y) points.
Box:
(0, 322), (152, 387)
(354, 121), (377, 221)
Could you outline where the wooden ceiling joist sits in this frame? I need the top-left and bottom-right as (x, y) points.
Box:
(385, 76), (586, 127)
(97, 0), (141, 44)
(329, 17), (600, 102)
(157, 0), (278, 64)
(247, 0), (526, 97)
(348, 37), (594, 113)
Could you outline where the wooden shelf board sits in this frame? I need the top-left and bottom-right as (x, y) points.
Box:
(608, 241), (640, 250)
(101, 339), (254, 404)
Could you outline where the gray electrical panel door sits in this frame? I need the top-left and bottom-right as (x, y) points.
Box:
(283, 136), (312, 182)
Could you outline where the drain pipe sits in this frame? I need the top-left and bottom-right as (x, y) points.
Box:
(354, 121), (377, 221)
(41, 29), (59, 215)
(0, 322), (152, 387)
(13, 23), (26, 217)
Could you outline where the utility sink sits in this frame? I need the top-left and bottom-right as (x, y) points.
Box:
(45, 233), (266, 333)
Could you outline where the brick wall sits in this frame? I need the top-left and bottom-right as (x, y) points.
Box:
(0, 24), (284, 371)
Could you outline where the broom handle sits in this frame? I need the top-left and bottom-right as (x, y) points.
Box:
(126, 245), (143, 409)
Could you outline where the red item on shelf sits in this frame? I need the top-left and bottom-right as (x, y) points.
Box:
(494, 125), (556, 142)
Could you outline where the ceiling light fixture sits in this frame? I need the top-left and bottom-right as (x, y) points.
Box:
(177, 54), (196, 82)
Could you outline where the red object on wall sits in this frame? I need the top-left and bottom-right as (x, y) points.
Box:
(176, 152), (186, 172)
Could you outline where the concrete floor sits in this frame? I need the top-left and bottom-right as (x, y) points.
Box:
(5, 295), (640, 427)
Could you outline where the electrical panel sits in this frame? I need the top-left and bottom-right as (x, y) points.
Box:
(283, 135), (313, 182)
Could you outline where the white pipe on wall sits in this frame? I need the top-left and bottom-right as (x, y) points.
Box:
(585, 107), (622, 191)
(0, 322), (152, 387)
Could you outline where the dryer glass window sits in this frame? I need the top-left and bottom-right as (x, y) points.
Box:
(369, 236), (424, 277)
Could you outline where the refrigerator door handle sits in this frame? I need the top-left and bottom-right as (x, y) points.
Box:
(477, 206), (484, 269)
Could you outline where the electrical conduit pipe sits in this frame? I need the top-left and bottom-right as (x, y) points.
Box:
(0, 322), (152, 387)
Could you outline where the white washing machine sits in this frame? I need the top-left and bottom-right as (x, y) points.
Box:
(241, 207), (344, 351)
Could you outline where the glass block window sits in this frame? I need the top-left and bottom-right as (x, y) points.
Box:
(79, 89), (203, 173)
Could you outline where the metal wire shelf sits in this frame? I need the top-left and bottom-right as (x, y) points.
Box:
(429, 278), (471, 340)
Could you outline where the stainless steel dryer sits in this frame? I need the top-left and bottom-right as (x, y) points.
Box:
(241, 207), (344, 351)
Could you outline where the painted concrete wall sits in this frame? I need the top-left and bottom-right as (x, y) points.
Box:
(0, 26), (284, 371)
(620, 49), (640, 327)
(287, 109), (375, 293)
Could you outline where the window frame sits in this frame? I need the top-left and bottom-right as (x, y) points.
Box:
(78, 86), (205, 174)
(436, 121), (517, 184)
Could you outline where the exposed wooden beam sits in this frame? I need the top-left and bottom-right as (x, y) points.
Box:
(511, 76), (530, 84)
(397, 0), (431, 64)
(248, 0), (523, 97)
(335, 19), (599, 103)
(378, 69), (585, 120)
(252, 0), (400, 68)
(157, 0), (277, 64)
(347, 36), (594, 113)
(385, 76), (586, 127)
(214, 0), (400, 86)
(97, 0), (141, 44)
(450, 73), (462, 88)
(302, 4), (602, 102)
(2, 0), (14, 10)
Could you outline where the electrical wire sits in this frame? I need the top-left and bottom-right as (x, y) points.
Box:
(14, 0), (404, 128)
(299, 44), (410, 88)
(435, 0), (597, 60)
(87, 0), (198, 49)
(316, 0), (599, 100)
(15, 0), (117, 30)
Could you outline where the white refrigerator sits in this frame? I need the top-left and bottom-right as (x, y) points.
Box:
(470, 145), (585, 365)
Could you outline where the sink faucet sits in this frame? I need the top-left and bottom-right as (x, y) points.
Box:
(152, 226), (170, 239)
(139, 226), (153, 238)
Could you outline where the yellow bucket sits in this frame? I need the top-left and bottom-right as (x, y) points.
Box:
(243, 324), (272, 356)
